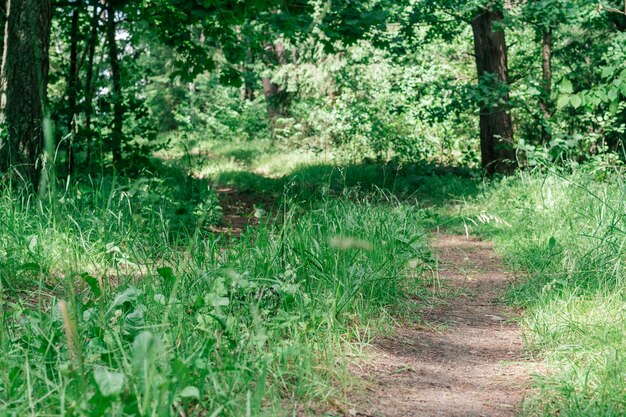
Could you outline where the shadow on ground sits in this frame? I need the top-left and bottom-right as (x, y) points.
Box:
(215, 162), (482, 204)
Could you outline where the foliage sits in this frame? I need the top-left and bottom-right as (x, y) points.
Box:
(0, 168), (431, 416)
(2, 0), (626, 415)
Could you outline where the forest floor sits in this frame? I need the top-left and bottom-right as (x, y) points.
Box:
(196, 156), (539, 416)
(203, 180), (539, 415)
(136, 141), (626, 415)
(347, 234), (538, 417)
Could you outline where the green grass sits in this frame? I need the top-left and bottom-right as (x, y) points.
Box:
(160, 136), (481, 209)
(3, 135), (624, 416)
(0, 170), (432, 416)
(457, 168), (626, 416)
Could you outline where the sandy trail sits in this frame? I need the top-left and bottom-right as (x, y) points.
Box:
(349, 234), (536, 417)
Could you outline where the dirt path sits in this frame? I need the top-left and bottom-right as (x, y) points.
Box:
(349, 234), (536, 417)
(207, 186), (274, 235)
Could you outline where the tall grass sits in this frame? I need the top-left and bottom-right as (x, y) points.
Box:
(0, 178), (429, 416)
(461, 168), (626, 416)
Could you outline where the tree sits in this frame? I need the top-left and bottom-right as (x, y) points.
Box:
(66, 2), (81, 174)
(401, 0), (516, 173)
(84, 0), (102, 165)
(261, 41), (290, 119)
(471, 7), (515, 174)
(519, 0), (571, 144)
(106, 0), (123, 166)
(0, 0), (52, 185)
(142, 0), (385, 120)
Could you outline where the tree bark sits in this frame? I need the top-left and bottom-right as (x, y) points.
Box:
(262, 42), (289, 119)
(540, 28), (552, 144)
(242, 45), (255, 101)
(0, 6), (6, 70)
(106, 0), (123, 166)
(84, 1), (100, 165)
(66, 4), (80, 174)
(262, 77), (282, 119)
(243, 73), (255, 101)
(0, 0), (52, 185)
(471, 9), (515, 175)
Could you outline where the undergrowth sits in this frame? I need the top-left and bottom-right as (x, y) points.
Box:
(3, 135), (624, 416)
(0, 176), (430, 416)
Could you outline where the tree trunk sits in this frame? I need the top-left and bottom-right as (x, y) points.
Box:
(262, 77), (282, 119)
(471, 9), (515, 175)
(262, 42), (289, 119)
(84, 1), (100, 165)
(66, 5), (80, 174)
(106, 0), (123, 166)
(0, 6), (6, 70)
(242, 45), (255, 101)
(540, 28), (552, 144)
(0, 0), (52, 185)
(243, 73), (255, 101)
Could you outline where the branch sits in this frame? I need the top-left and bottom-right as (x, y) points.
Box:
(441, 9), (471, 24)
(601, 0), (626, 16)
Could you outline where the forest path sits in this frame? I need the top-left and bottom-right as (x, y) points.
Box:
(348, 234), (537, 417)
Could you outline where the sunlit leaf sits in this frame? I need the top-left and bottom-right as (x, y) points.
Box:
(556, 94), (570, 109)
(179, 386), (200, 400)
(560, 79), (573, 94)
(94, 368), (125, 397)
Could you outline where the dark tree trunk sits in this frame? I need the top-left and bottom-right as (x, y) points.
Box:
(243, 75), (255, 101)
(0, 6), (5, 70)
(471, 9), (515, 175)
(262, 77), (282, 119)
(262, 42), (289, 119)
(540, 28), (552, 144)
(84, 2), (100, 165)
(0, 0), (52, 185)
(242, 46), (255, 101)
(187, 30), (204, 122)
(106, 0), (123, 166)
(66, 5), (80, 174)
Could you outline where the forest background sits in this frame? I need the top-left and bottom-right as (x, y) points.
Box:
(0, 0), (625, 416)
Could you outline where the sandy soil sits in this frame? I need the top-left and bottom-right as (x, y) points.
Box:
(348, 234), (537, 417)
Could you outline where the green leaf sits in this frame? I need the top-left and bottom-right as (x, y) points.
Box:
(207, 295), (229, 307)
(179, 386), (200, 400)
(132, 331), (161, 376)
(83, 308), (96, 322)
(157, 267), (176, 295)
(19, 262), (41, 272)
(570, 94), (582, 109)
(82, 273), (101, 298)
(108, 287), (142, 312)
(122, 309), (145, 338)
(601, 66), (615, 78)
(557, 95), (570, 109)
(94, 368), (125, 397)
(157, 267), (175, 285)
(548, 237), (556, 251)
(560, 79), (573, 94)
